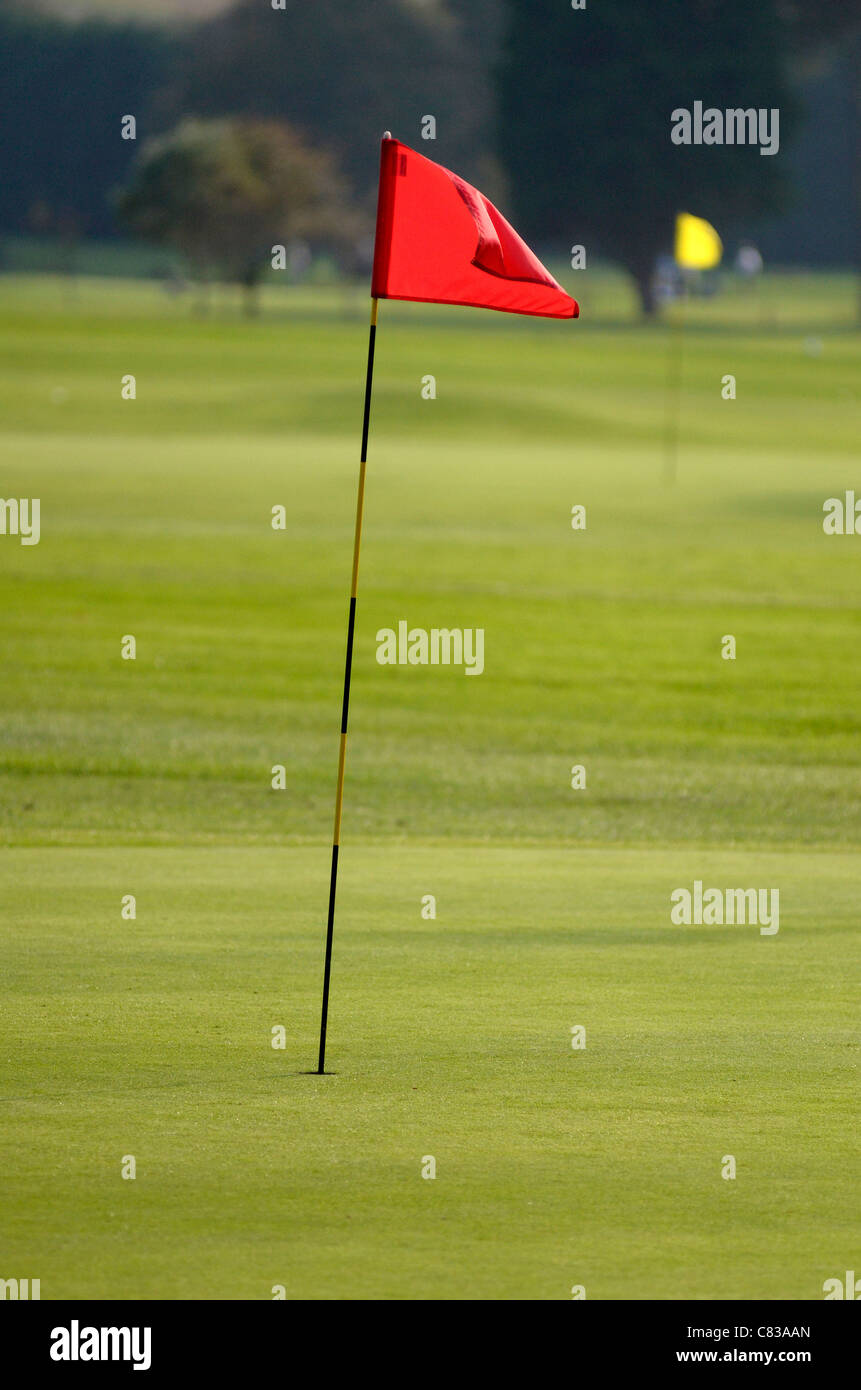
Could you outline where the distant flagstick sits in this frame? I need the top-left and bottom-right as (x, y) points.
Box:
(662, 288), (687, 486)
(316, 138), (392, 1073)
(663, 212), (722, 486)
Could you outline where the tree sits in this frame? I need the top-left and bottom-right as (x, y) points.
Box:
(0, 5), (175, 239)
(498, 0), (798, 315)
(116, 117), (357, 312)
(168, 0), (498, 208)
(777, 0), (861, 321)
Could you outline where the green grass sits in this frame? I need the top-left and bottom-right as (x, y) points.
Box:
(2, 845), (856, 1300)
(0, 272), (858, 1299)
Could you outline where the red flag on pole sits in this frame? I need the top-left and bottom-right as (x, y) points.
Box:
(371, 136), (579, 320)
(316, 134), (578, 1074)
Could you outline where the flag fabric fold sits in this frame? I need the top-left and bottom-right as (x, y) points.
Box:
(371, 137), (579, 320)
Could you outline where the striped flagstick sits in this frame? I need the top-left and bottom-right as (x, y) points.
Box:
(316, 294), (379, 1074)
(314, 128), (577, 1072)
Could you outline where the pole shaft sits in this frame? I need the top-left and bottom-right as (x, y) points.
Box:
(317, 298), (378, 1074)
(663, 288), (687, 486)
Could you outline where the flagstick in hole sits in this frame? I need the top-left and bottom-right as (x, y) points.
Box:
(316, 292), (379, 1075)
(663, 212), (723, 487)
(315, 132), (578, 1074)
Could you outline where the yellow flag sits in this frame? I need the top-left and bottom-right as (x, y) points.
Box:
(674, 212), (722, 269)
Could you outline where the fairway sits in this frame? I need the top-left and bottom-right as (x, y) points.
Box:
(1, 274), (858, 1300)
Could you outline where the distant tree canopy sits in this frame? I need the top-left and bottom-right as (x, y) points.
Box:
(0, 0), (856, 287)
(170, 0), (501, 207)
(0, 0), (498, 243)
(116, 117), (355, 308)
(0, 7), (175, 239)
(776, 0), (861, 53)
(775, 0), (861, 296)
(498, 0), (799, 314)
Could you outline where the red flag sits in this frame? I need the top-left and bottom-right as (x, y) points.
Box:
(371, 137), (579, 320)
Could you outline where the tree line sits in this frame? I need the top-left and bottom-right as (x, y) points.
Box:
(0, 0), (857, 315)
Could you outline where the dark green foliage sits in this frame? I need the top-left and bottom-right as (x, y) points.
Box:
(498, 0), (799, 311)
(172, 0), (497, 204)
(0, 9), (176, 238)
(116, 116), (356, 304)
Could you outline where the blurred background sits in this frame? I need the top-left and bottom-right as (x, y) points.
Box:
(0, 0), (858, 317)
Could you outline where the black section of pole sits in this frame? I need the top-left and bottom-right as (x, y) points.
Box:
(360, 324), (376, 462)
(316, 302), (378, 1075)
(340, 596), (357, 734)
(316, 844), (339, 1074)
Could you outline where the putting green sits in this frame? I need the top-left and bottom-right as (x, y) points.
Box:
(0, 274), (857, 1298)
